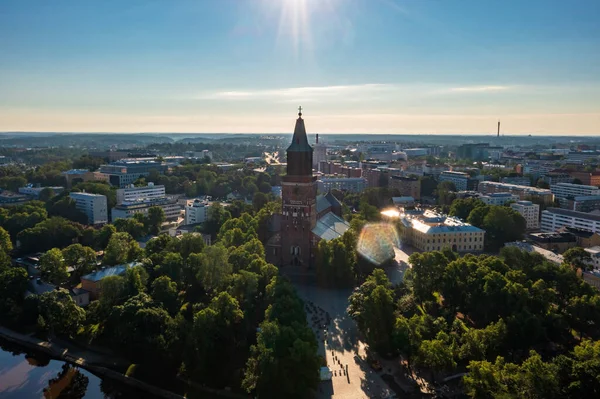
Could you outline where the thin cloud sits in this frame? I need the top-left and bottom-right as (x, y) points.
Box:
(447, 85), (512, 93)
(196, 84), (394, 102)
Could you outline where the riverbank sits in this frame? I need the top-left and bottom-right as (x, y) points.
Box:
(0, 325), (248, 399)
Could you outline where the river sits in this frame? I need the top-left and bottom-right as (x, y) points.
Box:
(0, 339), (154, 398)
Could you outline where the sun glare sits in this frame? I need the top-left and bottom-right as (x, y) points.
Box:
(261, 0), (342, 57)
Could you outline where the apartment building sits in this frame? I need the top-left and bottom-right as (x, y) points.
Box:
(389, 176), (421, 200)
(439, 171), (478, 191)
(69, 192), (108, 225)
(116, 182), (166, 204)
(111, 197), (182, 221)
(478, 181), (554, 204)
(541, 208), (600, 233)
(479, 192), (519, 206)
(185, 199), (209, 225)
(510, 200), (540, 230)
(317, 177), (367, 193)
(551, 182), (600, 199)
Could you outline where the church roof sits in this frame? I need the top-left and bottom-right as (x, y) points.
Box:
(316, 194), (332, 214)
(324, 191), (342, 208)
(312, 212), (350, 241)
(286, 113), (313, 153)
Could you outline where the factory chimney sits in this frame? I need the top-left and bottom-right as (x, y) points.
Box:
(497, 120), (500, 138)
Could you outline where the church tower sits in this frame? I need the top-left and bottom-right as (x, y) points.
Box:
(281, 107), (317, 267)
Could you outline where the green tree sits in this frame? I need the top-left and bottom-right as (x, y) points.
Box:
(155, 252), (184, 283)
(0, 226), (13, 253)
(95, 223), (116, 250)
(62, 244), (97, 279)
(188, 292), (244, 386)
(147, 206), (166, 235)
(38, 289), (86, 336)
(408, 251), (449, 301)
(252, 192), (269, 212)
(563, 247), (592, 271)
(348, 269), (396, 354)
(103, 232), (143, 266)
(449, 198), (485, 220)
(39, 248), (69, 285)
(114, 217), (146, 239)
(177, 233), (205, 259)
(192, 244), (232, 294)
(99, 275), (127, 307)
(151, 275), (180, 315)
(38, 187), (56, 202)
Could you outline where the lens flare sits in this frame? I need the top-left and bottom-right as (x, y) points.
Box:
(357, 223), (400, 266)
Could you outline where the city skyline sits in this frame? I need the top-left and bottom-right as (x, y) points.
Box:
(1, 0), (599, 135)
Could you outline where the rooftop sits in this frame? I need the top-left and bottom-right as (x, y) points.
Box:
(312, 212), (350, 241)
(544, 207), (600, 222)
(552, 182), (600, 190)
(70, 191), (106, 198)
(81, 261), (141, 282)
(62, 169), (90, 174)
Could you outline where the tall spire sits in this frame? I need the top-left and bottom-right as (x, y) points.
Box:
(287, 106), (312, 153)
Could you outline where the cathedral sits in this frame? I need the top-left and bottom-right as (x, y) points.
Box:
(266, 108), (351, 269)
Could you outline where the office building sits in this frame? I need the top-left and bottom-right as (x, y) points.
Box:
(541, 208), (600, 233)
(456, 143), (501, 161)
(18, 185), (65, 198)
(585, 246), (600, 270)
(560, 195), (600, 213)
(478, 181), (554, 204)
(569, 171), (600, 186)
(439, 171), (478, 191)
(501, 176), (531, 186)
(542, 171), (572, 185)
(112, 197), (182, 221)
(0, 191), (31, 207)
(389, 176), (421, 200)
(527, 232), (577, 253)
(185, 199), (209, 225)
(99, 159), (168, 188)
(116, 182), (166, 204)
(510, 200), (540, 230)
(69, 192), (108, 225)
(313, 134), (327, 170)
(551, 182), (600, 199)
(62, 169), (109, 188)
(399, 209), (485, 253)
(317, 177), (366, 193)
(479, 192), (519, 206)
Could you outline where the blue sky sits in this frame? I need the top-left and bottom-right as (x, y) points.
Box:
(1, 0), (599, 134)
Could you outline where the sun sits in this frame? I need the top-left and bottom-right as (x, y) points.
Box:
(259, 0), (343, 57)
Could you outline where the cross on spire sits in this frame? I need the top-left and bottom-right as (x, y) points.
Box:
(298, 106), (302, 117)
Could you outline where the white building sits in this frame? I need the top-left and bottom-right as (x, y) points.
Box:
(439, 171), (470, 191)
(313, 135), (327, 170)
(19, 186), (65, 198)
(584, 246), (600, 270)
(116, 182), (166, 204)
(69, 192), (108, 225)
(112, 198), (182, 221)
(185, 199), (209, 225)
(479, 192), (519, 206)
(541, 208), (600, 233)
(510, 200), (540, 230)
(317, 177), (366, 193)
(550, 182), (600, 199)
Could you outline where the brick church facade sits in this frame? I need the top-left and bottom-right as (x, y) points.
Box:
(266, 109), (350, 269)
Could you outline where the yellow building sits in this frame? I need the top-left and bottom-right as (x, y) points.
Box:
(400, 210), (485, 253)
